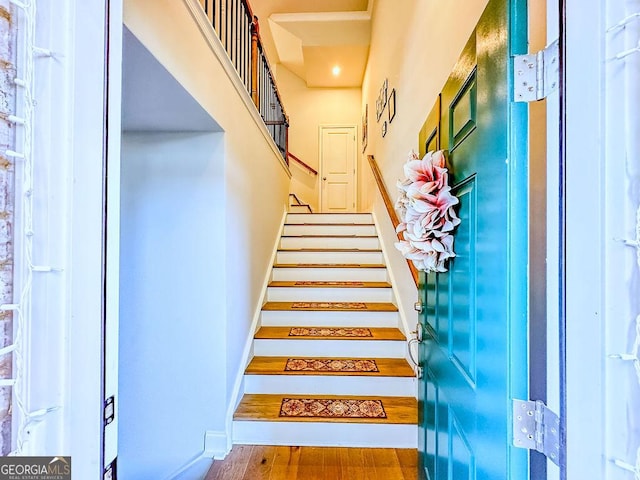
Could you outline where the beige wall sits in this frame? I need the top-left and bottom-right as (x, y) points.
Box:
(277, 66), (362, 212)
(361, 0), (490, 321)
(361, 0), (490, 210)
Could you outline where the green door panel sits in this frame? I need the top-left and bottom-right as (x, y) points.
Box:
(418, 0), (529, 478)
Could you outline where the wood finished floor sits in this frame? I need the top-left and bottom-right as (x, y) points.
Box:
(204, 445), (418, 480)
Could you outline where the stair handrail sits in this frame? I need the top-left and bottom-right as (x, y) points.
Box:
(288, 193), (313, 213)
(368, 155), (419, 287)
(197, 0), (289, 161)
(288, 152), (318, 176)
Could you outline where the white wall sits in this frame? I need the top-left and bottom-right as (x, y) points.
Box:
(119, 132), (225, 478)
(276, 66), (362, 211)
(124, 0), (291, 462)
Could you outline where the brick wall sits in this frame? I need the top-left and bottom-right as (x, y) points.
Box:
(0, 0), (16, 455)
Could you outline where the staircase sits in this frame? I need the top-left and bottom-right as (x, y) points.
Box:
(233, 212), (417, 448)
(288, 193), (313, 213)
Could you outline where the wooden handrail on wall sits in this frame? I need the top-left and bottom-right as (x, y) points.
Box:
(288, 152), (318, 176)
(367, 155), (419, 287)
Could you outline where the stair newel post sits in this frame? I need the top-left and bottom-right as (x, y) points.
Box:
(250, 15), (260, 108)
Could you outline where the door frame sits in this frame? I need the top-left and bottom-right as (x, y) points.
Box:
(561, 0), (609, 478)
(103, 0), (124, 474)
(318, 124), (358, 213)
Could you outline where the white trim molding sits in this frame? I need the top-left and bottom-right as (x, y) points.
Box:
(225, 207), (288, 456)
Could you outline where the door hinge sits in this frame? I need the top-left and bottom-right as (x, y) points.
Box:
(104, 395), (115, 426)
(512, 399), (561, 465)
(514, 39), (559, 102)
(104, 458), (117, 480)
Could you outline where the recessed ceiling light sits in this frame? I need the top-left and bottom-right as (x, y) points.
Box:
(332, 65), (341, 76)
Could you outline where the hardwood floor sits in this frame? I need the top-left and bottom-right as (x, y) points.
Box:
(204, 445), (418, 480)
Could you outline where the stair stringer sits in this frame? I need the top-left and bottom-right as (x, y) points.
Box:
(371, 210), (419, 383)
(223, 206), (288, 458)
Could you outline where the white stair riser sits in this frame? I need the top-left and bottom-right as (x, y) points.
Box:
(286, 213), (373, 224)
(266, 287), (393, 302)
(272, 267), (388, 282)
(288, 205), (311, 213)
(276, 251), (384, 265)
(244, 375), (416, 397)
(280, 236), (380, 250)
(253, 339), (406, 358)
(260, 310), (399, 327)
(283, 224), (376, 236)
(232, 422), (417, 449)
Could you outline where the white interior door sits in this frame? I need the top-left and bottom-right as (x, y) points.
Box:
(320, 126), (357, 213)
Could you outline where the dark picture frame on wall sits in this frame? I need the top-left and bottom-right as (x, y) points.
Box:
(362, 104), (368, 152)
(388, 88), (396, 123)
(375, 78), (389, 122)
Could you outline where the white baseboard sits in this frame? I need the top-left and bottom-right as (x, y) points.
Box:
(204, 430), (229, 460)
(165, 452), (212, 480)
(224, 207), (288, 453)
(164, 429), (227, 479)
(371, 210), (415, 339)
(371, 210), (419, 391)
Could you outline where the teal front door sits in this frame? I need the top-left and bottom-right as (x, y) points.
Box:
(417, 0), (529, 478)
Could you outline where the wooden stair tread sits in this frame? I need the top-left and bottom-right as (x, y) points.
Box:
(254, 326), (406, 341)
(285, 223), (375, 226)
(262, 302), (398, 312)
(268, 281), (391, 288)
(234, 394), (417, 424)
(245, 356), (415, 377)
(281, 235), (378, 238)
(278, 248), (382, 252)
(273, 263), (386, 269)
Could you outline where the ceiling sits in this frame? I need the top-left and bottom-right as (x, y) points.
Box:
(250, 0), (372, 88)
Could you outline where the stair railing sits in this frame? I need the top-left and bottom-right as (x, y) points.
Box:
(368, 155), (419, 287)
(288, 152), (318, 176)
(198, 0), (289, 162)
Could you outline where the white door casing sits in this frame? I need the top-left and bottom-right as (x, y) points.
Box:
(319, 126), (357, 213)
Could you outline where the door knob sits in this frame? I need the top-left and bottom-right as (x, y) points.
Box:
(411, 323), (424, 342)
(322, 177), (327, 181)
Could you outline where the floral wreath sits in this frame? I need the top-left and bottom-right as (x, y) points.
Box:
(394, 150), (461, 273)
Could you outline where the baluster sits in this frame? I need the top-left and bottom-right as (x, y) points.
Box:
(250, 16), (259, 107)
(201, 0), (288, 160)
